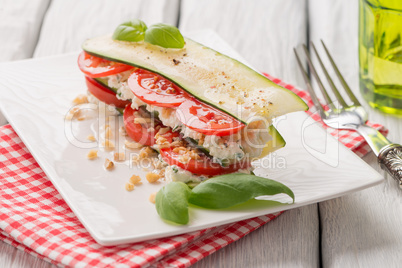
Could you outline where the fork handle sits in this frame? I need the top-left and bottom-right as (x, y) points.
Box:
(378, 144), (402, 189)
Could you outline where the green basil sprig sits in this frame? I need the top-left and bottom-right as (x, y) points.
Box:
(144, 23), (185, 49)
(155, 182), (191, 225)
(112, 20), (185, 49)
(112, 19), (147, 42)
(189, 173), (295, 209)
(155, 174), (295, 225)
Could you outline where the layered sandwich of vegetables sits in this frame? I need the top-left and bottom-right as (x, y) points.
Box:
(77, 21), (307, 185)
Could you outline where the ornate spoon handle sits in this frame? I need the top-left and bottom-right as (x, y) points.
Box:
(378, 144), (402, 189)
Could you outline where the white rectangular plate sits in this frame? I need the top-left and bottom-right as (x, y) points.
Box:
(0, 31), (383, 246)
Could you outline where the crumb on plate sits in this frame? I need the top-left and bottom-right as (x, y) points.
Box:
(129, 175), (142, 185)
(125, 182), (134, 191)
(87, 150), (98, 160)
(139, 146), (156, 159)
(146, 172), (161, 183)
(104, 158), (114, 170)
(149, 192), (157, 204)
(125, 140), (143, 149)
(73, 94), (88, 105)
(87, 134), (96, 141)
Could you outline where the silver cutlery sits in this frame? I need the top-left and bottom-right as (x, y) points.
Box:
(294, 41), (402, 189)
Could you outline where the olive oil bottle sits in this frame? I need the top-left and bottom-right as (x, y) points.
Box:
(359, 0), (402, 115)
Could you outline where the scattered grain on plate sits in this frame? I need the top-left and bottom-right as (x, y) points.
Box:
(114, 152), (125, 162)
(146, 172), (161, 183)
(119, 126), (128, 136)
(105, 126), (113, 139)
(65, 107), (79, 120)
(125, 140), (143, 149)
(65, 106), (83, 121)
(87, 134), (96, 141)
(139, 146), (156, 159)
(129, 175), (142, 185)
(71, 106), (80, 113)
(87, 150), (98, 160)
(149, 192), (157, 204)
(65, 114), (74, 120)
(104, 158), (114, 170)
(73, 94), (88, 105)
(125, 182), (134, 191)
(102, 139), (115, 150)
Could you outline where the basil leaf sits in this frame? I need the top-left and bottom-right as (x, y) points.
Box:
(189, 173), (294, 209)
(112, 19), (147, 42)
(155, 182), (191, 225)
(144, 23), (185, 49)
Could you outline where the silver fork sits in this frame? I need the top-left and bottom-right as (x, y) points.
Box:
(294, 41), (402, 189)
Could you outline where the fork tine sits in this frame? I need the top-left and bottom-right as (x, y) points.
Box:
(302, 45), (336, 111)
(293, 48), (325, 117)
(310, 42), (348, 108)
(320, 40), (361, 106)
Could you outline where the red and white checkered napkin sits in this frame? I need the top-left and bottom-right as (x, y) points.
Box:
(1, 122), (279, 268)
(0, 75), (388, 267)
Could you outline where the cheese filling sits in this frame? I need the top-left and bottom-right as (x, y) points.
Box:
(107, 70), (146, 109)
(149, 104), (272, 162)
(164, 164), (253, 184)
(102, 72), (273, 163)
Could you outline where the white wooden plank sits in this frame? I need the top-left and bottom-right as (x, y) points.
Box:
(180, 0), (309, 88)
(0, 0), (50, 62)
(309, 0), (402, 267)
(192, 207), (319, 268)
(0, 112), (6, 126)
(180, 1), (319, 268)
(33, 0), (179, 57)
(0, 242), (54, 268)
(0, 0), (49, 126)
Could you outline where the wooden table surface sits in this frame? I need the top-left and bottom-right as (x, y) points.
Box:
(0, 0), (400, 267)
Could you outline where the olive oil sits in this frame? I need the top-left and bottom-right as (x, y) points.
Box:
(359, 0), (402, 115)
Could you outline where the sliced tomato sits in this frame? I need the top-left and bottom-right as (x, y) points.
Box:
(123, 105), (179, 146)
(124, 105), (159, 146)
(176, 98), (245, 136)
(127, 69), (187, 107)
(85, 77), (130, 108)
(78, 51), (133, 78)
(160, 147), (250, 176)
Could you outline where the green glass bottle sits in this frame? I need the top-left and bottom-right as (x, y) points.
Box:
(359, 0), (402, 115)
